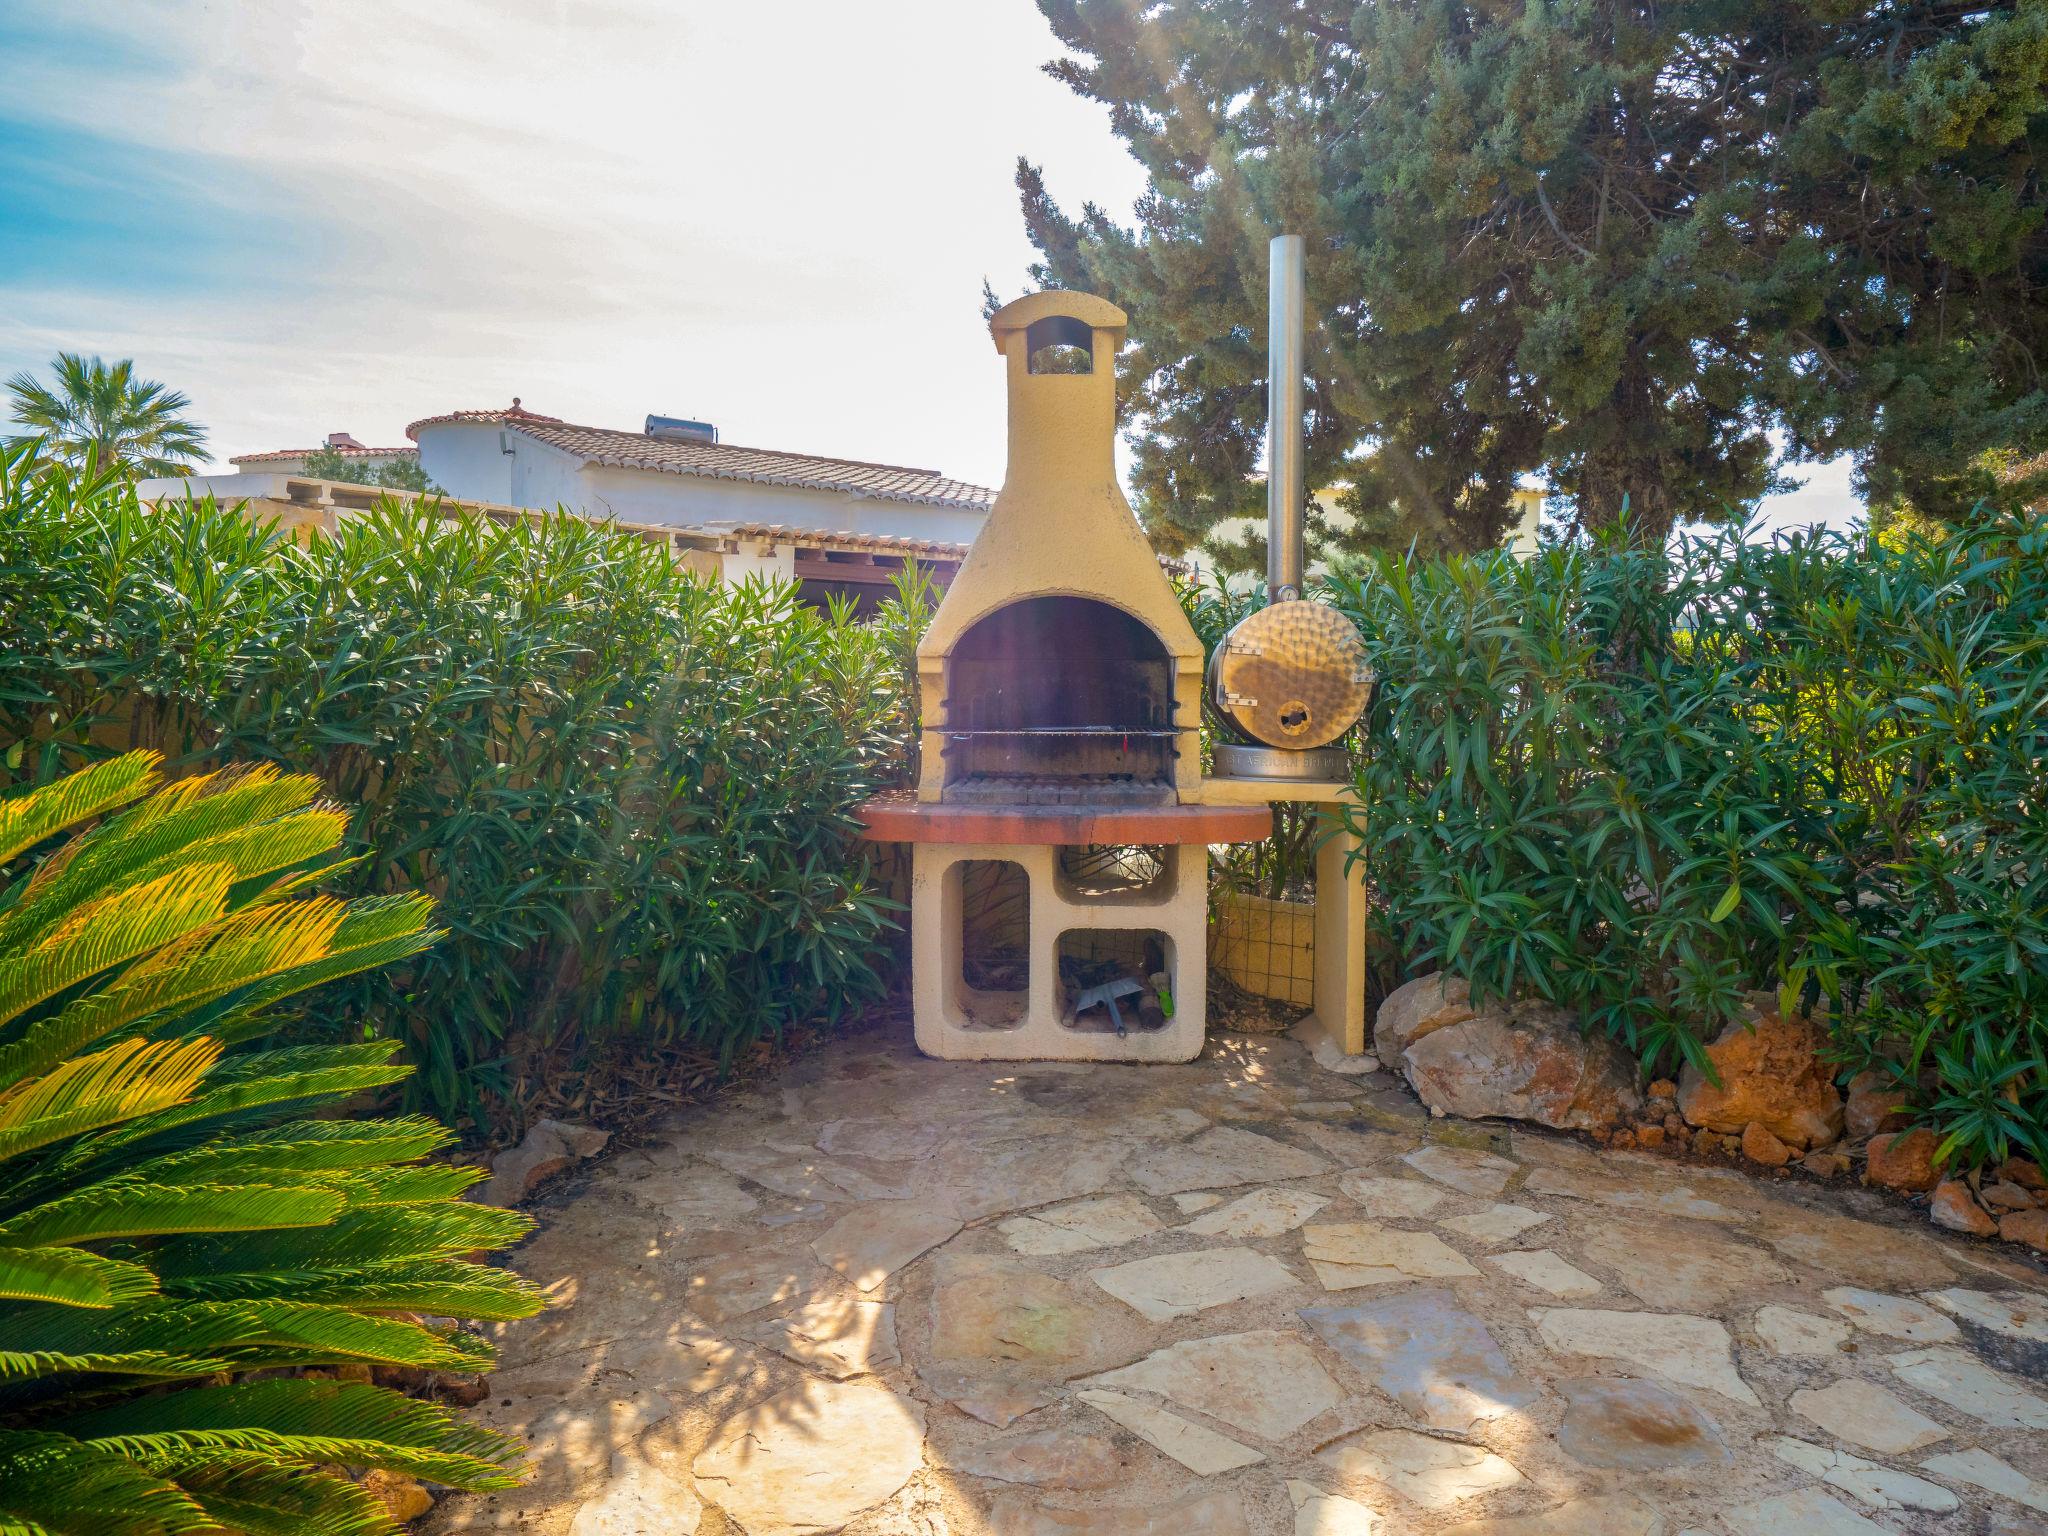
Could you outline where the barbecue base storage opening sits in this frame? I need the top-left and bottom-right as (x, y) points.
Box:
(912, 841), (1207, 1062)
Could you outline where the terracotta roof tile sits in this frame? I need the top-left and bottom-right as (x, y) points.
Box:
(403, 402), (565, 439)
(230, 445), (417, 464)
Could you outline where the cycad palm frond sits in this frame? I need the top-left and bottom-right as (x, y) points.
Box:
(0, 1430), (215, 1536)
(0, 864), (234, 1032)
(0, 752), (158, 870)
(0, 1037), (221, 1161)
(0, 898), (351, 1090)
(0, 763), (536, 1531)
(0, 1245), (158, 1308)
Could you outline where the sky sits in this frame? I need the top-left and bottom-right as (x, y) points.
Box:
(0, 0), (1858, 534)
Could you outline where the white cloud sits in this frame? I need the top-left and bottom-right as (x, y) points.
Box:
(0, 1), (1868, 533)
(0, 0), (1149, 480)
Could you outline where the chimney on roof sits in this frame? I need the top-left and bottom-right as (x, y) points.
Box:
(326, 431), (366, 449)
(645, 414), (718, 445)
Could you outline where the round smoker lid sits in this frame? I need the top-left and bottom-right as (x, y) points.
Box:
(1209, 599), (1372, 750)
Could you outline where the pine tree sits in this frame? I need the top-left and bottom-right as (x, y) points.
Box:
(1018, 0), (2048, 553)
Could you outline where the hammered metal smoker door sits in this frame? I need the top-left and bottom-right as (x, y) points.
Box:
(1208, 599), (1373, 750)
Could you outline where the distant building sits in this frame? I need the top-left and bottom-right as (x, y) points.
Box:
(227, 430), (416, 480)
(142, 400), (995, 609)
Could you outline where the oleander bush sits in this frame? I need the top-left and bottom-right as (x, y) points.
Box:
(1326, 509), (2048, 1170)
(0, 753), (541, 1536)
(0, 446), (904, 1132)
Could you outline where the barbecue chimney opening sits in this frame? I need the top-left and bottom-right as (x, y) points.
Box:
(1025, 315), (1095, 374)
(942, 596), (1177, 803)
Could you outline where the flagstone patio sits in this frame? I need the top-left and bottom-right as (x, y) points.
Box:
(428, 1021), (2048, 1536)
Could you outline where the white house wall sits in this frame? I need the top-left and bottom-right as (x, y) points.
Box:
(417, 421), (984, 543)
(417, 423), (517, 505)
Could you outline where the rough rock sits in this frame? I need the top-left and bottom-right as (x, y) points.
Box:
(534, 1118), (610, 1160)
(1999, 1206), (2048, 1253)
(1919, 1448), (2048, 1515)
(1767, 1436), (1958, 1514)
(568, 1453), (701, 1535)
(1401, 1143), (1517, 1197)
(986, 1489), (1250, 1536)
(2000, 1156), (2046, 1189)
(1089, 1246), (1299, 1322)
(746, 1293), (897, 1379)
(1084, 1329), (1341, 1441)
(810, 1201), (961, 1291)
(1338, 1174), (1447, 1220)
(1399, 999), (1643, 1132)
(1741, 1121), (1793, 1167)
(1302, 1289), (1535, 1430)
(1180, 1186), (1327, 1239)
(1788, 1378), (1947, 1454)
(1285, 1480), (1380, 1536)
(1372, 972), (1473, 1066)
(1555, 1375), (1728, 1469)
(1676, 1008), (1843, 1149)
(1314, 1427), (1522, 1511)
(1439, 1494), (1666, 1536)
(1924, 1287), (2048, 1343)
(1487, 1249), (1601, 1298)
(1979, 1179), (2037, 1212)
(947, 1427), (1126, 1488)
(1439, 1202), (1552, 1246)
(478, 1122), (576, 1207)
(361, 1469), (434, 1523)
(1801, 1150), (1851, 1178)
(1127, 1124), (1330, 1195)
(929, 1255), (1133, 1382)
(1076, 1388), (1263, 1474)
(999, 1195), (1162, 1255)
(691, 1379), (925, 1536)
(1757, 1205), (1958, 1288)
(1534, 1308), (1758, 1406)
(918, 1369), (1052, 1428)
(1724, 1487), (1897, 1536)
(1822, 1286), (1957, 1342)
(683, 1248), (819, 1323)
(1577, 1218), (1790, 1313)
(1301, 1221), (1479, 1289)
(1753, 1304), (1849, 1357)
(1843, 1069), (1910, 1139)
(1885, 1344), (2048, 1428)
(1865, 1127), (1942, 1192)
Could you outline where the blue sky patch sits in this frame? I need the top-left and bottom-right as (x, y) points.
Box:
(0, 112), (319, 301)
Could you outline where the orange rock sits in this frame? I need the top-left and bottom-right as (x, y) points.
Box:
(1801, 1150), (1851, 1178)
(1647, 1079), (1678, 1100)
(1610, 1128), (1637, 1150)
(1636, 1124), (1666, 1150)
(1999, 1207), (2048, 1254)
(1677, 1010), (1844, 1150)
(1865, 1128), (1943, 1193)
(2000, 1157), (2046, 1191)
(1929, 1179), (1998, 1237)
(1741, 1122), (1794, 1168)
(1980, 1180), (2038, 1213)
(361, 1470), (434, 1523)
(1844, 1069), (1912, 1140)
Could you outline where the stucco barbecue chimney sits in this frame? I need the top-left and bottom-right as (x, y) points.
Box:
(860, 290), (1271, 1062)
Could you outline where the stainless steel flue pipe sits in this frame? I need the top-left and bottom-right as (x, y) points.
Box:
(1266, 233), (1306, 603)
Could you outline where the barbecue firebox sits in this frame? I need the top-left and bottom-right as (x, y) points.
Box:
(859, 290), (1271, 1061)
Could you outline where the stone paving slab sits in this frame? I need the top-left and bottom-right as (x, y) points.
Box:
(428, 1022), (2048, 1536)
